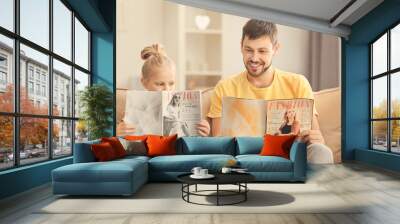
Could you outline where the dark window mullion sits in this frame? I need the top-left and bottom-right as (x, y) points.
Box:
(13, 0), (20, 167)
(370, 45), (373, 149)
(88, 30), (91, 74)
(74, 64), (90, 74)
(372, 118), (400, 121)
(370, 66), (400, 79)
(71, 10), (76, 154)
(0, 111), (79, 119)
(17, 36), (91, 73)
(2, 24), (90, 74)
(0, 26), (17, 39)
(387, 30), (391, 152)
(49, 0), (54, 160)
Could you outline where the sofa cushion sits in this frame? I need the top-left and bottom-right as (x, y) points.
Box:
(74, 140), (100, 163)
(52, 159), (147, 183)
(148, 154), (235, 172)
(236, 137), (263, 155)
(236, 155), (293, 172)
(115, 155), (150, 163)
(179, 137), (235, 155)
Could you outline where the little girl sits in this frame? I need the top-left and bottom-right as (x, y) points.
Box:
(117, 44), (210, 136)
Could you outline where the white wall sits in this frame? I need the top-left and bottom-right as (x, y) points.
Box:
(117, 0), (340, 91)
(222, 14), (312, 79)
(319, 33), (341, 90)
(117, 0), (165, 90)
(221, 14), (245, 77)
(274, 25), (311, 77)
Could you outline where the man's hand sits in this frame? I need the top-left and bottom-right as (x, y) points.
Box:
(197, 119), (210, 137)
(299, 129), (325, 145)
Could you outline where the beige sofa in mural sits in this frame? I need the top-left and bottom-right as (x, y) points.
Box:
(117, 87), (341, 163)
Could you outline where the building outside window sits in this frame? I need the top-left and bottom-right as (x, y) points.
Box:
(0, 0), (91, 170)
(0, 54), (7, 90)
(41, 73), (46, 83)
(54, 89), (58, 104)
(35, 83), (40, 95)
(28, 66), (34, 80)
(41, 85), (46, 97)
(371, 23), (400, 154)
(0, 54), (8, 74)
(28, 81), (34, 94)
(35, 70), (40, 81)
(0, 54), (7, 67)
(0, 71), (6, 84)
(0, 71), (7, 92)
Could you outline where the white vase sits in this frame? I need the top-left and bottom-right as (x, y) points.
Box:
(195, 15), (210, 30)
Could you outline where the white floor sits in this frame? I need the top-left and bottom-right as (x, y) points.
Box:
(1, 162), (400, 224)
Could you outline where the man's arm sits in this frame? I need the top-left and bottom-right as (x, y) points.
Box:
(210, 117), (221, 136)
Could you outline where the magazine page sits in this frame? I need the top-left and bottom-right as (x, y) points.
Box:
(162, 91), (201, 137)
(265, 98), (314, 135)
(124, 90), (163, 135)
(221, 97), (267, 136)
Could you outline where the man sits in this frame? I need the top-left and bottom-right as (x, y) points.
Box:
(207, 19), (333, 164)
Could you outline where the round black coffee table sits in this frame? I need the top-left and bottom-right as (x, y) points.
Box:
(177, 173), (255, 206)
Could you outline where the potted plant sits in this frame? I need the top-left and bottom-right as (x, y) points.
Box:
(79, 84), (113, 140)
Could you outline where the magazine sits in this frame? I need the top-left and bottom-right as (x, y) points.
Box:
(124, 90), (201, 137)
(221, 97), (314, 137)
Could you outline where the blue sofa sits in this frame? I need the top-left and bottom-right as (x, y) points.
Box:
(52, 137), (306, 196)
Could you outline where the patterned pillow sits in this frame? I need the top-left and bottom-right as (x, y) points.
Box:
(119, 138), (147, 156)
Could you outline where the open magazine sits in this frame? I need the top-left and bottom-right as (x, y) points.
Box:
(124, 90), (201, 137)
(221, 97), (314, 137)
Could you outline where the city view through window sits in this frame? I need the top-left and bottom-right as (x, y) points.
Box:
(371, 23), (400, 154)
(0, 0), (91, 170)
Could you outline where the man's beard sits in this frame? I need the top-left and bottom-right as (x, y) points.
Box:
(246, 61), (272, 77)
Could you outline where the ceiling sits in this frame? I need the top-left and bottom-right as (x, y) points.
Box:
(168, 0), (384, 38)
(227, 0), (353, 23)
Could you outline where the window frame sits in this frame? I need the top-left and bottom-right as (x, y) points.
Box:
(0, 0), (92, 171)
(370, 21), (400, 154)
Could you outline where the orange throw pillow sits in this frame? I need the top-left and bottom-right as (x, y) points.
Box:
(101, 137), (126, 158)
(125, 135), (148, 141)
(146, 134), (177, 157)
(91, 142), (117, 161)
(260, 134), (297, 159)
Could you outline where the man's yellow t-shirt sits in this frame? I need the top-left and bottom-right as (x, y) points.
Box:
(208, 68), (316, 118)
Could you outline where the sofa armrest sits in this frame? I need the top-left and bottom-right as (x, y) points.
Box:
(73, 140), (100, 163)
(289, 141), (307, 181)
